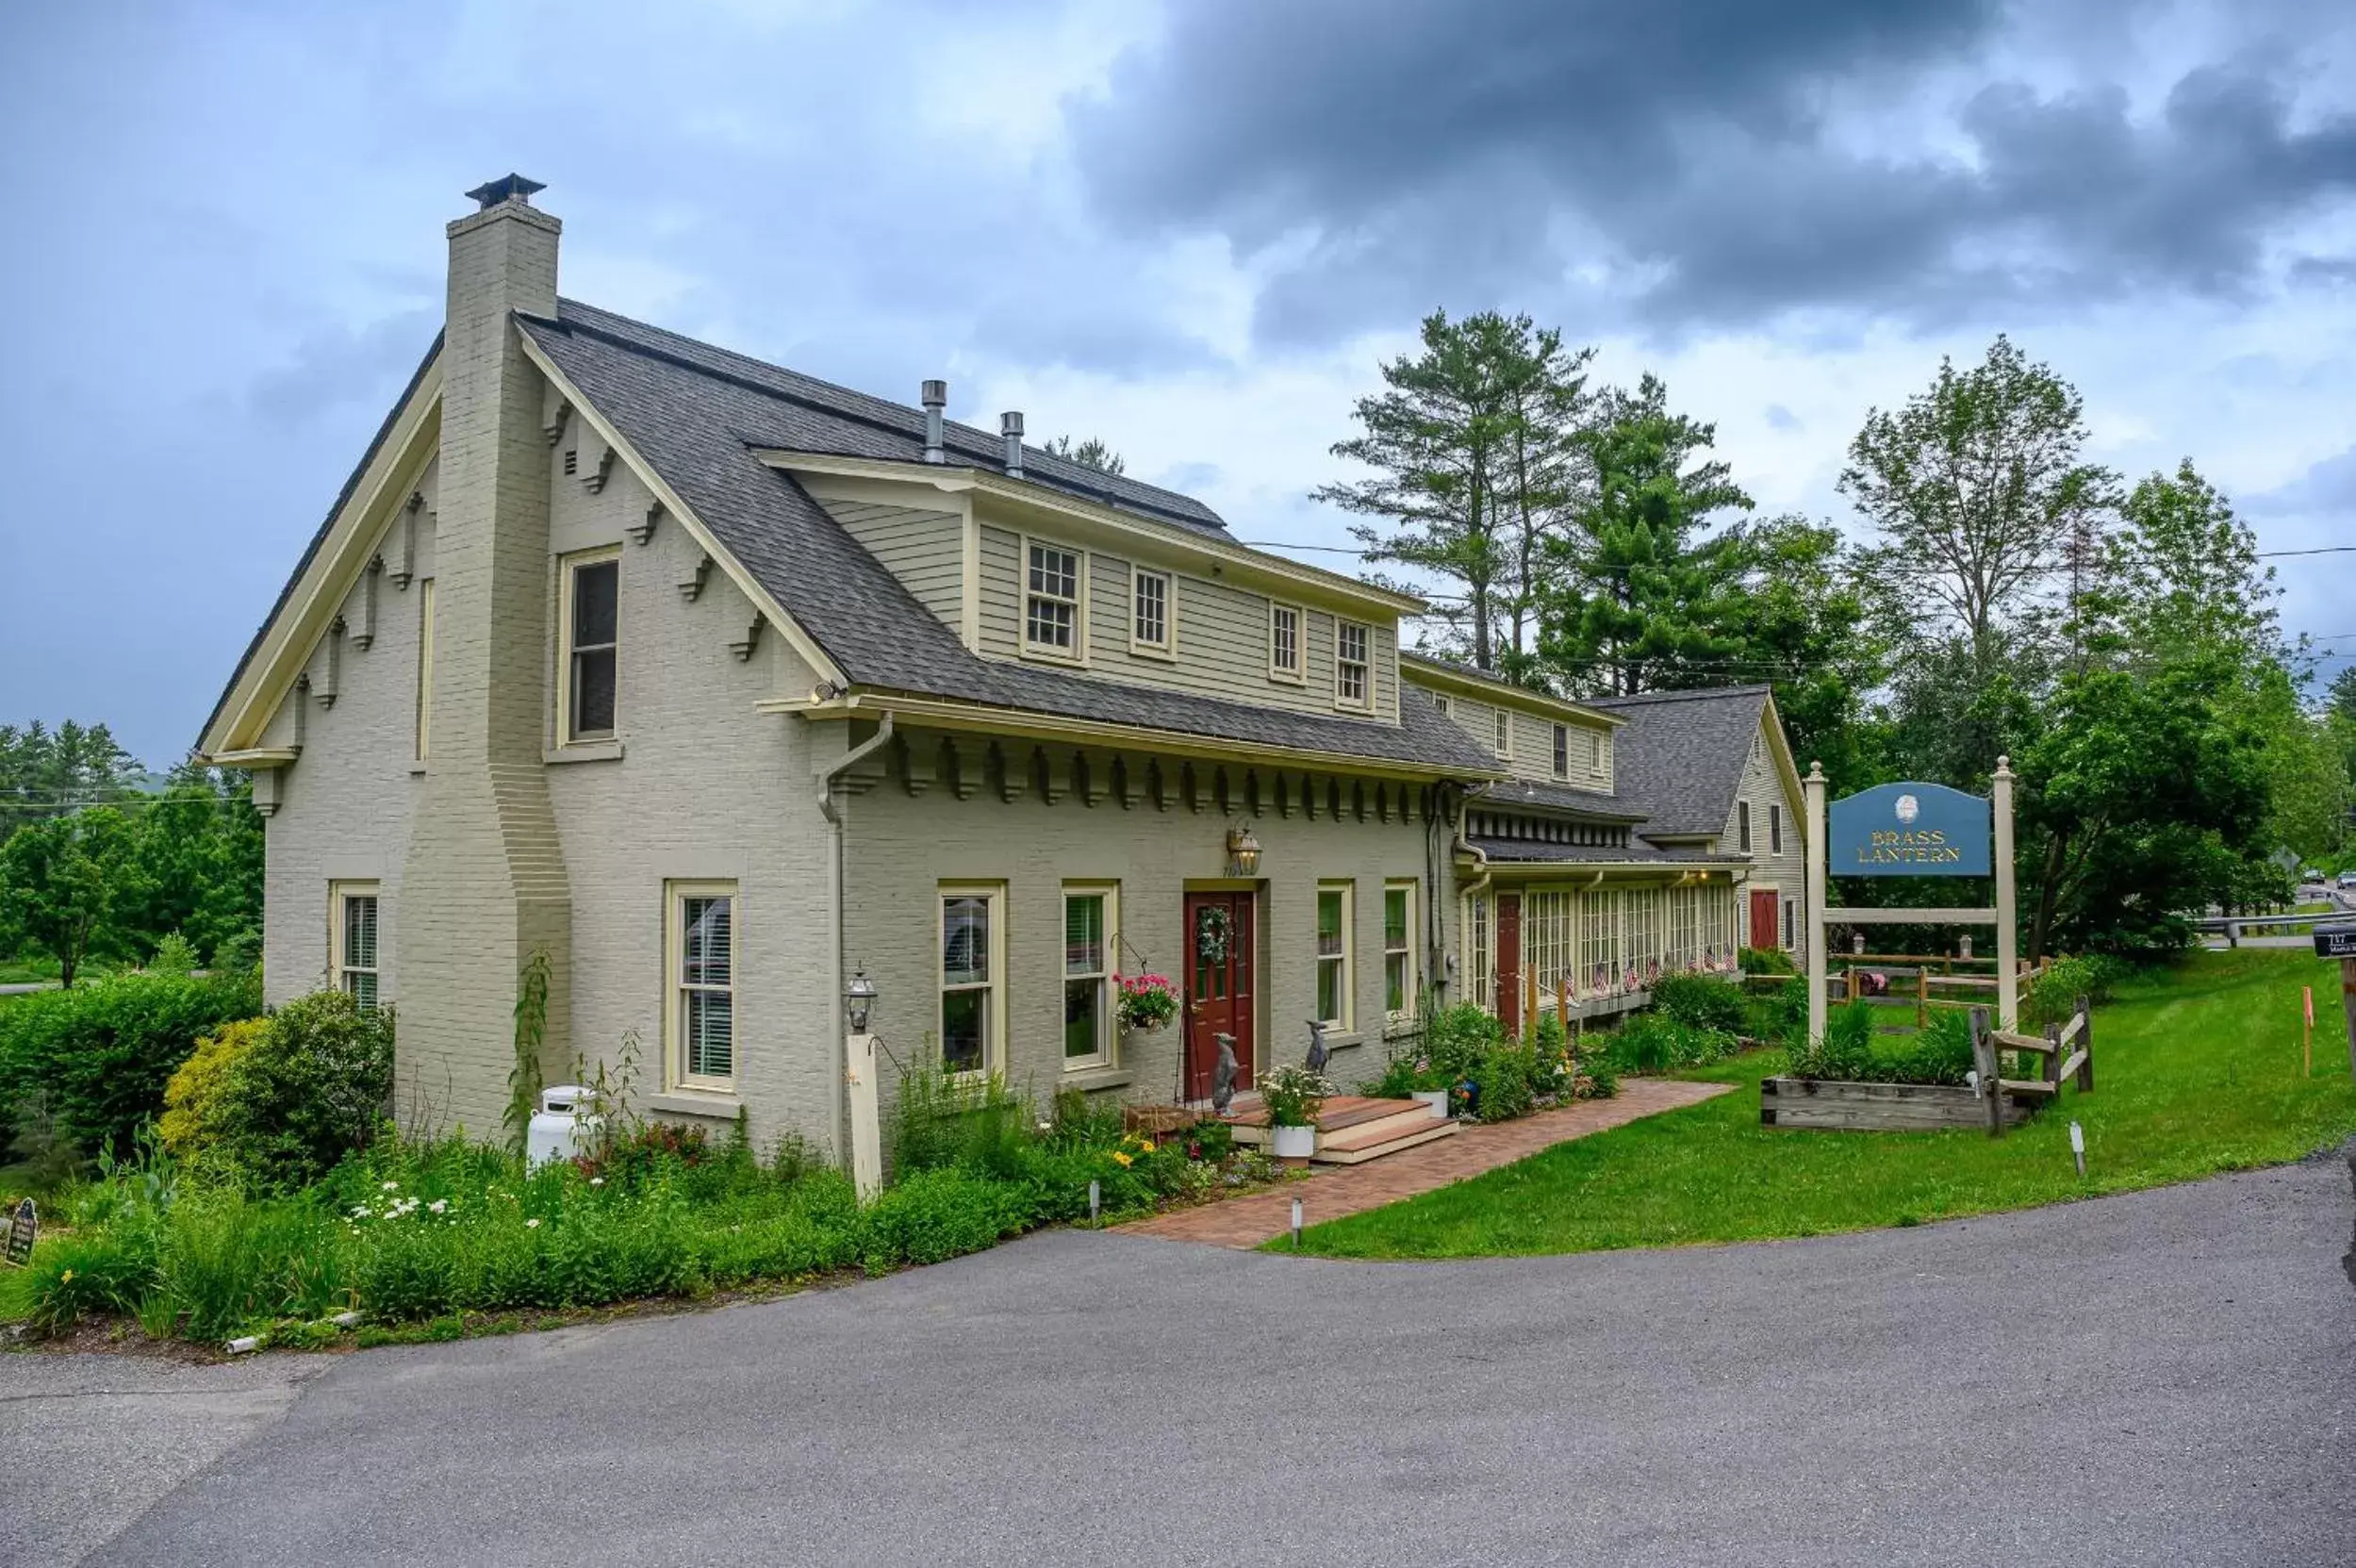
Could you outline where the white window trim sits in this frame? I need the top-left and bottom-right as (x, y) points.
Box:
(1590, 731), (1609, 781)
(1019, 536), (1088, 667)
(1128, 567), (1175, 660)
(1268, 602), (1305, 684)
(1551, 721), (1569, 778)
(414, 577), (435, 764)
(1429, 690), (1452, 717)
(1738, 800), (1753, 854)
(1770, 802), (1784, 856)
(939, 882), (1009, 1080)
(1061, 881), (1121, 1071)
(555, 545), (621, 747)
(1333, 619), (1373, 711)
(1382, 880), (1417, 1024)
(665, 879), (738, 1093)
(1492, 707), (1512, 758)
(329, 881), (381, 1009)
(1315, 880), (1355, 1032)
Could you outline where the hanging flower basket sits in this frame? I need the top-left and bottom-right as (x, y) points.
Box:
(1116, 973), (1179, 1032)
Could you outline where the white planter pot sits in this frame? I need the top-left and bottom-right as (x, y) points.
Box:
(1269, 1123), (1317, 1159)
(1410, 1089), (1451, 1121)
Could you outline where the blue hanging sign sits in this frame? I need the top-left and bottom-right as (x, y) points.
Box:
(1827, 782), (1992, 877)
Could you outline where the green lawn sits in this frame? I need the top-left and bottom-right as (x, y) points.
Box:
(1291, 948), (2356, 1259)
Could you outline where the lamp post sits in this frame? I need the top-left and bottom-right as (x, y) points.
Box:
(844, 966), (882, 1199)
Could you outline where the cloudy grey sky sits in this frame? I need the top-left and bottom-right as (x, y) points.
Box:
(4, 0), (2352, 767)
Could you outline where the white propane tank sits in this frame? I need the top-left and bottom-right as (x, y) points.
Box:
(525, 1085), (601, 1171)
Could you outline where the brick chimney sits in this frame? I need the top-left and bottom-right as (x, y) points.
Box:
(397, 175), (572, 1131)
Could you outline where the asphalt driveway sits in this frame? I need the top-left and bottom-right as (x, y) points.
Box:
(8, 1149), (2353, 1568)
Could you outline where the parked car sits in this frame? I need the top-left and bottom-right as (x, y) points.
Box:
(2340, 872), (2356, 890)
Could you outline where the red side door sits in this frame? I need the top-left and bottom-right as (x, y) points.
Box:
(1496, 892), (1523, 1035)
(1750, 888), (1781, 950)
(1184, 890), (1256, 1100)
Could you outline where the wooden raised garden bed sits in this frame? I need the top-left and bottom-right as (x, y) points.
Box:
(1760, 1076), (2034, 1131)
(1761, 997), (2093, 1135)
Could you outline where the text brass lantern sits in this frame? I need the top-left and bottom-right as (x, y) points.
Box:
(1226, 823), (1262, 878)
(845, 966), (878, 1033)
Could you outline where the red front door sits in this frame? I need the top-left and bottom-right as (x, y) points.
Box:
(1751, 888), (1781, 950)
(1184, 890), (1256, 1101)
(1496, 892), (1523, 1035)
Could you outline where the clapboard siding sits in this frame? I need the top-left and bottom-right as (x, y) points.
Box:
(971, 526), (1402, 720)
(827, 501), (965, 635)
(1424, 684), (1613, 788)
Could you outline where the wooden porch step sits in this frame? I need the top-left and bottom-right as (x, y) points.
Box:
(1313, 1118), (1460, 1164)
(1227, 1095), (1419, 1132)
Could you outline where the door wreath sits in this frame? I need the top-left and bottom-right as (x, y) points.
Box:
(1194, 904), (1234, 966)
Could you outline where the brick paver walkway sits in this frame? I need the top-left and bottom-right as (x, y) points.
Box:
(1120, 1077), (1734, 1247)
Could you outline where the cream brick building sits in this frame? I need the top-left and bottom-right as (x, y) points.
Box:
(199, 178), (1806, 1160)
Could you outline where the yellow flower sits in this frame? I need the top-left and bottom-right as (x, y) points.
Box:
(1137, 1140), (1156, 1153)
(59, 1269), (74, 1284)
(1111, 1151), (1133, 1167)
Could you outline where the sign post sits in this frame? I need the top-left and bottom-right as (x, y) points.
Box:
(2315, 927), (2356, 1081)
(1810, 762), (2017, 1042)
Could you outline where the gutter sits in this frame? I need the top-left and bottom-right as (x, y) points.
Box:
(816, 710), (897, 1174)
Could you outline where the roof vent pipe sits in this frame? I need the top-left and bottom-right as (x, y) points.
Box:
(920, 380), (947, 464)
(1000, 411), (1025, 479)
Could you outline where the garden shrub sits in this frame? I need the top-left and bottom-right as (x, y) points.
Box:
(892, 1069), (1030, 1180)
(1606, 1014), (1740, 1074)
(1748, 982), (1807, 1047)
(206, 989), (394, 1191)
(0, 968), (262, 1162)
(859, 1165), (1030, 1271)
(25, 1223), (162, 1335)
(157, 1017), (269, 1161)
(1783, 1002), (1973, 1086)
(1465, 1041), (1540, 1122)
(2026, 955), (2131, 1029)
(1739, 946), (1795, 976)
(151, 1188), (347, 1339)
(1650, 972), (1747, 1035)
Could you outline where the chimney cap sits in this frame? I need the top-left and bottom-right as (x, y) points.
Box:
(999, 410), (1025, 437)
(466, 173), (548, 210)
(921, 379), (947, 409)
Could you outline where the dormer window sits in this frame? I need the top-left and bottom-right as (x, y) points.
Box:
(1024, 541), (1082, 658)
(1335, 619), (1371, 708)
(1270, 603), (1303, 682)
(1131, 568), (1172, 654)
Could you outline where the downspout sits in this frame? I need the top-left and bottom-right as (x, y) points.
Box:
(816, 710), (896, 1172)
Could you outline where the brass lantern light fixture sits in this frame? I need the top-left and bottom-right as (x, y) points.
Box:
(1226, 822), (1262, 878)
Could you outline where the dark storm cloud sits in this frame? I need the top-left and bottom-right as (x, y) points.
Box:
(1070, 0), (2356, 341)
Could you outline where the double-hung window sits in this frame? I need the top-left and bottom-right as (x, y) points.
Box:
(331, 882), (380, 1010)
(1335, 621), (1370, 708)
(1382, 882), (1416, 1021)
(1738, 801), (1753, 853)
(1770, 802), (1784, 855)
(1492, 709), (1511, 757)
(1062, 883), (1118, 1068)
(1315, 882), (1353, 1030)
(1024, 542), (1081, 657)
(1552, 722), (1569, 778)
(1429, 691), (1452, 717)
(940, 883), (1004, 1077)
(560, 549), (619, 743)
(1130, 569), (1171, 655)
(667, 882), (736, 1090)
(1269, 602), (1302, 681)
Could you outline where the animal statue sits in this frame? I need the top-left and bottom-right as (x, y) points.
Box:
(1305, 1019), (1330, 1076)
(1211, 1032), (1239, 1115)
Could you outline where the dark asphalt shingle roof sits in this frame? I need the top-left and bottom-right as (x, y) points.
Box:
(1584, 685), (1773, 838)
(1469, 778), (1647, 822)
(519, 305), (1501, 774)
